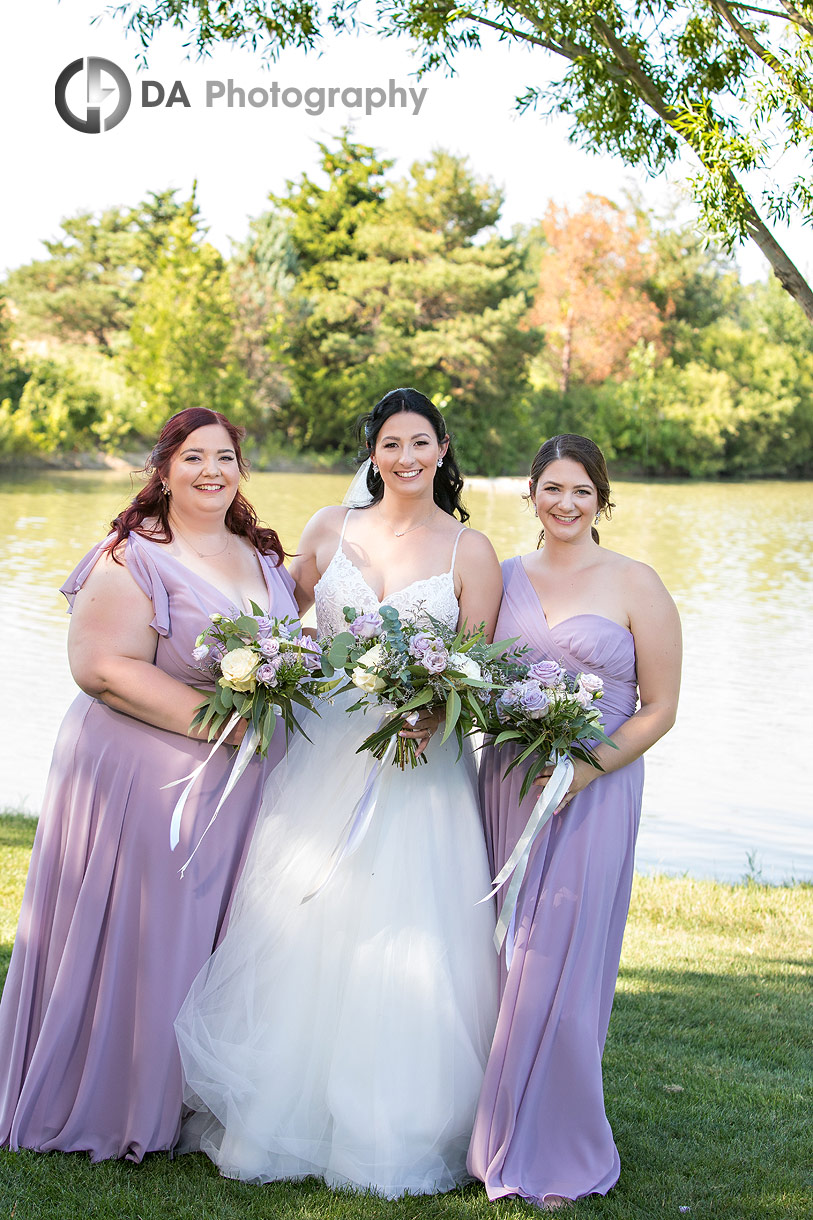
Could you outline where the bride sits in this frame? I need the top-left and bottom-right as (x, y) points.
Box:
(175, 388), (503, 1197)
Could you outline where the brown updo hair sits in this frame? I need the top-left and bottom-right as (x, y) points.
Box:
(528, 434), (615, 547)
(106, 407), (286, 564)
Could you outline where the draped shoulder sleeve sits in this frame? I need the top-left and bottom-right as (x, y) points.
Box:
(60, 534), (171, 638)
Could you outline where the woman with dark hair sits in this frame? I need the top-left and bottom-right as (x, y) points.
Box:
(0, 408), (297, 1162)
(468, 434), (681, 1210)
(175, 388), (503, 1197)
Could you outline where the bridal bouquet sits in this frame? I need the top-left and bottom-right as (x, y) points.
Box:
(167, 604), (324, 873)
(320, 605), (525, 769)
(190, 603), (324, 755)
(481, 661), (617, 958)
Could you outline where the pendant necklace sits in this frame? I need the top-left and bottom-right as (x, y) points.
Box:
(170, 517), (232, 557)
(389, 506), (438, 538)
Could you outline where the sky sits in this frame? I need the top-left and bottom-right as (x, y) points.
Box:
(1, 0), (809, 284)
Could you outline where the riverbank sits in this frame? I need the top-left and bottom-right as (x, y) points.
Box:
(1, 814), (810, 1220)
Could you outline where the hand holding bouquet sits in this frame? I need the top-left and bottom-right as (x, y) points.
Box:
(167, 603), (324, 873)
(489, 661), (616, 801)
(482, 660), (618, 959)
(320, 604), (525, 769)
(190, 602), (324, 755)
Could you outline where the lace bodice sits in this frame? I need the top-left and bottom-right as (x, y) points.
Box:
(314, 512), (464, 639)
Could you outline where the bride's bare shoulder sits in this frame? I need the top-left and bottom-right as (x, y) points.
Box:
(299, 505), (350, 546)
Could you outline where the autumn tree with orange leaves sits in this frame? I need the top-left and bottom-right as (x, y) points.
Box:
(530, 195), (663, 394)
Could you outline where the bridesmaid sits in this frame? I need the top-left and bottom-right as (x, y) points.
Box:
(0, 407), (297, 1161)
(468, 433), (681, 1210)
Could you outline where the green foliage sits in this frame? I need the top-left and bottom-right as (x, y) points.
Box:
(3, 191), (197, 350)
(267, 138), (539, 473)
(110, 0), (813, 321)
(229, 211), (298, 437)
(0, 295), (28, 409)
(126, 206), (248, 431)
(0, 350), (148, 458)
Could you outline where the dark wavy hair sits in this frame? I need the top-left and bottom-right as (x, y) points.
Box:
(528, 433), (615, 546)
(356, 387), (469, 523)
(106, 407), (285, 564)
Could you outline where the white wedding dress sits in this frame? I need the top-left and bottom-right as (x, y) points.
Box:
(175, 513), (498, 1197)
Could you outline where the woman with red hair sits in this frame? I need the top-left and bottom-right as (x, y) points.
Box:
(0, 408), (297, 1162)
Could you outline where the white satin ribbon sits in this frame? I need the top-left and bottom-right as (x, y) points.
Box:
(301, 734), (397, 903)
(479, 753), (574, 965)
(164, 712), (260, 878)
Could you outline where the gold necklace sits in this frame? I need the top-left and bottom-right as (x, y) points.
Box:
(170, 517), (232, 558)
(385, 506), (439, 538)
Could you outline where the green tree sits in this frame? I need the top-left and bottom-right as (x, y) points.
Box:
(3, 190), (196, 350)
(265, 140), (538, 471)
(0, 360), (103, 456)
(113, 0), (813, 321)
(126, 204), (247, 429)
(229, 211), (298, 436)
(0, 294), (28, 410)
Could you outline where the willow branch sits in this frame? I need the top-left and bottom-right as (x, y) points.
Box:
(710, 0), (813, 113)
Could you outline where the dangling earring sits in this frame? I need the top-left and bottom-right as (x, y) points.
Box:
(162, 481), (170, 497)
(371, 462), (378, 475)
(594, 511), (601, 526)
(437, 458), (444, 468)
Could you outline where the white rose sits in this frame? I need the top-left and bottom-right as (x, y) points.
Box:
(219, 646), (260, 692)
(577, 672), (603, 695)
(351, 643), (387, 693)
(448, 652), (482, 682)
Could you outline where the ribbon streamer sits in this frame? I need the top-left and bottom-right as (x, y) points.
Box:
(301, 734), (397, 903)
(164, 712), (260, 878)
(479, 753), (574, 965)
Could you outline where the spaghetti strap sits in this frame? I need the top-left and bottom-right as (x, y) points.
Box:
(337, 509), (353, 553)
(449, 527), (466, 575)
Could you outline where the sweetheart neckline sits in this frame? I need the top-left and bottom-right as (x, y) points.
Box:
(514, 557), (633, 638)
(315, 547), (454, 607)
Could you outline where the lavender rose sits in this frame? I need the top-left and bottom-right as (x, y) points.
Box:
(422, 648), (449, 675)
(408, 631), (440, 659)
(257, 659), (283, 687)
(350, 612), (384, 640)
(527, 660), (564, 688)
(191, 644), (210, 662)
(518, 680), (550, 720)
(577, 672), (604, 696)
(296, 636), (323, 671)
(259, 636), (281, 657)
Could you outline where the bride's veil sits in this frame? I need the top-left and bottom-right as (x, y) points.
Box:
(342, 458), (374, 508)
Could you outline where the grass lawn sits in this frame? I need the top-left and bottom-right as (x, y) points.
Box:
(0, 813), (810, 1220)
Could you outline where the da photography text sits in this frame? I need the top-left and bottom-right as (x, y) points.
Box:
(55, 58), (429, 133)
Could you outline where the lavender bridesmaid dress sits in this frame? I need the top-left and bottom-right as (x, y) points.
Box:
(0, 532), (297, 1162)
(468, 555), (644, 1206)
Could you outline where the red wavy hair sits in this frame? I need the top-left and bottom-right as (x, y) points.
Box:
(106, 408), (286, 565)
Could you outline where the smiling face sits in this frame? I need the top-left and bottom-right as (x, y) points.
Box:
(164, 423), (241, 522)
(372, 411), (449, 498)
(532, 457), (599, 543)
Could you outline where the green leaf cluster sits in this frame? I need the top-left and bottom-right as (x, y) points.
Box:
(263, 137), (540, 472)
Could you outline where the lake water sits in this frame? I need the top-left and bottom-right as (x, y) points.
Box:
(1, 469), (811, 884)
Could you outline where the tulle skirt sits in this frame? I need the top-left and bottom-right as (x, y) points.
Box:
(175, 695), (499, 1197)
